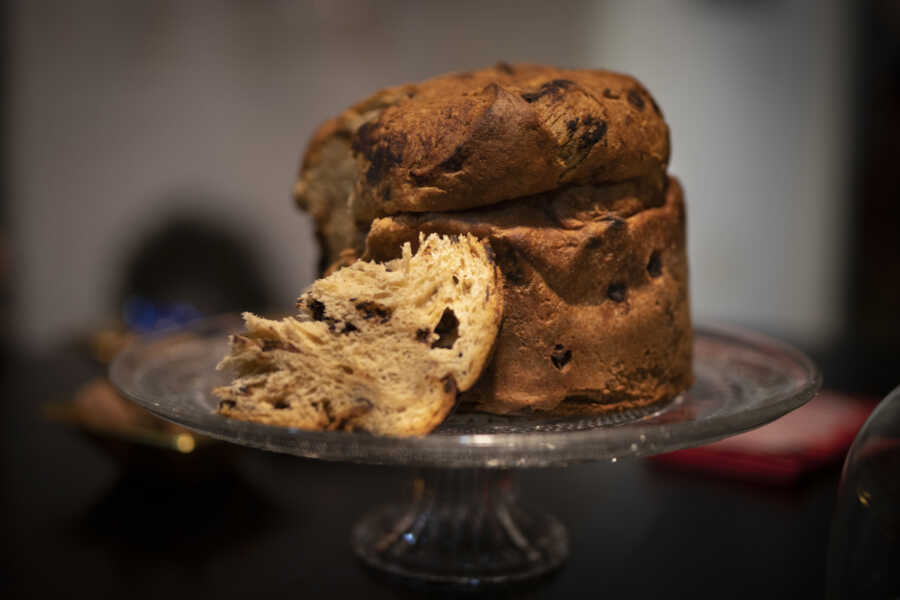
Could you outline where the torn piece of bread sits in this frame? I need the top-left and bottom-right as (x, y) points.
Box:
(213, 234), (502, 436)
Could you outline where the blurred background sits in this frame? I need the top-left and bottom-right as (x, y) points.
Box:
(2, 1), (899, 598)
(3, 0), (899, 377)
(3, 0), (898, 371)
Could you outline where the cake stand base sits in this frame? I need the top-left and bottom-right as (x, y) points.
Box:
(351, 468), (568, 586)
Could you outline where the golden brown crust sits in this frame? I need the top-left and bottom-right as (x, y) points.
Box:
(294, 63), (671, 271)
(347, 63), (670, 221)
(294, 63), (690, 418)
(295, 85), (418, 271)
(364, 177), (692, 414)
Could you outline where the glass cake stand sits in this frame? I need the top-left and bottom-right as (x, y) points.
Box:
(110, 316), (821, 586)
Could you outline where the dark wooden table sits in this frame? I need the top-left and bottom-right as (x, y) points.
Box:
(1, 352), (839, 599)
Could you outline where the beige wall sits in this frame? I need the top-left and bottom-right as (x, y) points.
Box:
(587, 0), (852, 343)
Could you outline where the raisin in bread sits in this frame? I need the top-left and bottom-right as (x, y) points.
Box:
(213, 234), (502, 436)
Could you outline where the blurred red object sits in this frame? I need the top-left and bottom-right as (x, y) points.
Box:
(651, 390), (877, 485)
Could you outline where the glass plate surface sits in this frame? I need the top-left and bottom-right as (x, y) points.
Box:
(110, 316), (821, 468)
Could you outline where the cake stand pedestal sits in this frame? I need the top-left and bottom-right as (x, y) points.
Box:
(352, 468), (568, 585)
(111, 318), (820, 587)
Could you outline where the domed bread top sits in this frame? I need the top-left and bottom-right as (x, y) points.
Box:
(338, 63), (670, 221)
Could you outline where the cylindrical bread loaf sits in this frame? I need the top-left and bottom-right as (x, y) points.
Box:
(295, 62), (691, 414)
(363, 177), (691, 414)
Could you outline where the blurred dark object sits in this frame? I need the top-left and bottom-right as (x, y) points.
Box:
(0, 232), (9, 364)
(67, 377), (183, 433)
(121, 297), (204, 334)
(0, 0), (9, 365)
(87, 325), (136, 365)
(62, 212), (276, 362)
(852, 2), (900, 336)
(116, 213), (275, 319)
(652, 390), (876, 485)
(836, 1), (900, 394)
(72, 466), (278, 561)
(827, 384), (900, 599)
(84, 298), (203, 363)
(41, 212), (274, 471)
(43, 377), (227, 476)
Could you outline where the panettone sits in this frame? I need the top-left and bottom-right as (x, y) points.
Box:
(294, 62), (692, 415)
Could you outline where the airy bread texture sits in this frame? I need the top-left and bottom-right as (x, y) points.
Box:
(213, 234), (503, 436)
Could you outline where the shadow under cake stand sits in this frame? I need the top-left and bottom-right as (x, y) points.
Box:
(110, 318), (821, 586)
